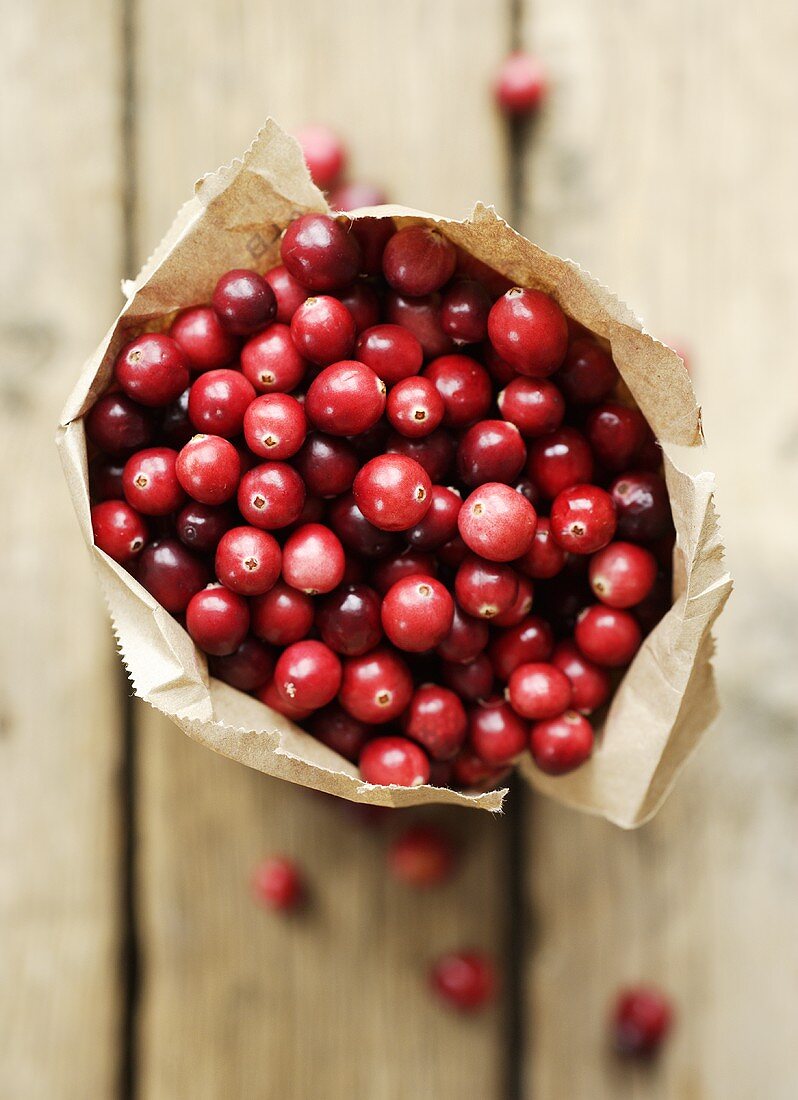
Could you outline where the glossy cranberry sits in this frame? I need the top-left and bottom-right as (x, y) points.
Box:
(457, 419), (526, 486)
(382, 225), (457, 296)
(489, 615), (554, 680)
(442, 653), (494, 702)
(497, 377), (565, 437)
(440, 279), (491, 344)
(635, 428), (663, 472)
(256, 678), (314, 721)
(339, 647), (413, 724)
(488, 288), (567, 377)
(371, 549), (437, 595)
(610, 471), (671, 541)
(430, 951), (495, 1011)
(264, 265), (308, 324)
(550, 484), (617, 554)
(576, 605), (642, 667)
(516, 517), (565, 580)
(404, 485), (461, 550)
(451, 746), (510, 791)
(436, 604), (490, 663)
(388, 824), (455, 887)
(359, 736), (430, 786)
(329, 182), (389, 212)
(348, 217), (396, 275)
(114, 333), (190, 407)
(612, 987), (673, 1058)
(239, 324), (305, 394)
(316, 584), (382, 655)
(90, 457), (126, 501)
(213, 526), (280, 596)
(280, 212), (360, 291)
(386, 428), (455, 482)
(586, 403), (647, 471)
(513, 475), (542, 509)
(328, 493), (400, 559)
(555, 337), (619, 405)
(469, 698), (527, 765)
(458, 482), (537, 562)
(424, 354), (492, 428)
(212, 269), (275, 337)
(186, 369), (254, 438)
(86, 392), (154, 456)
(91, 500), (148, 563)
(294, 123), (346, 188)
(186, 584), (249, 656)
(589, 540), (658, 609)
(175, 434), (241, 505)
(305, 360), (386, 436)
(381, 575), (454, 652)
(175, 502), (234, 553)
(282, 523), (345, 594)
(241, 393), (306, 461)
(495, 51), (546, 113)
(251, 856), (304, 912)
(290, 295), (356, 365)
(308, 705), (368, 763)
(208, 637), (274, 692)
(403, 684), (467, 760)
(385, 291), (455, 359)
(122, 447), (184, 515)
(137, 539), (209, 612)
(251, 581), (314, 645)
(527, 427), (594, 498)
(492, 575), (535, 627)
(356, 324), (424, 385)
(454, 555), (518, 620)
(530, 711), (594, 775)
(292, 433), (356, 499)
(551, 641), (610, 714)
(237, 462), (305, 529)
(353, 454), (432, 532)
(506, 662), (571, 720)
(335, 282), (381, 333)
(157, 386), (192, 449)
(274, 639), (342, 710)
(169, 306), (239, 372)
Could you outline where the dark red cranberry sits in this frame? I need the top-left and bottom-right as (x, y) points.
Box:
(612, 987), (673, 1058)
(455, 555), (518, 620)
(530, 711), (594, 775)
(576, 605), (642, 667)
(403, 684), (467, 760)
(635, 428), (662, 471)
(385, 291), (454, 359)
(506, 662), (571, 720)
(305, 361), (386, 436)
(353, 454), (432, 532)
(186, 585), (250, 656)
(309, 705), (369, 763)
(294, 124), (346, 188)
(451, 746), (510, 791)
(610, 471), (671, 541)
(488, 288), (567, 377)
(208, 637), (274, 692)
(429, 951), (496, 1011)
(334, 282), (381, 333)
(114, 333), (190, 407)
(556, 337), (618, 404)
(550, 484), (617, 554)
(551, 641), (611, 714)
(137, 539), (209, 612)
(346, 217), (395, 276)
(91, 500), (148, 563)
(85, 392), (154, 455)
(256, 678), (314, 721)
(489, 616), (554, 680)
(329, 182), (389, 211)
(122, 447), (185, 515)
(436, 604), (489, 663)
(371, 549), (437, 595)
(405, 485), (461, 550)
(294, 433), (358, 498)
(290, 295), (356, 365)
(316, 584), (383, 655)
(458, 482), (537, 562)
(527, 427), (594, 498)
(251, 856), (304, 912)
(381, 575), (454, 652)
(359, 736), (430, 786)
(440, 279), (491, 344)
(339, 647), (413, 724)
(243, 393), (307, 460)
(469, 698), (527, 765)
(492, 574), (535, 627)
(215, 526), (281, 596)
(482, 343), (516, 386)
(264, 265), (308, 324)
(382, 225), (457, 296)
(274, 639), (342, 709)
(280, 212), (360, 291)
(513, 475), (542, 509)
(516, 517), (566, 579)
(386, 428), (455, 483)
(169, 306), (239, 371)
(457, 419), (527, 486)
(188, 369), (255, 437)
(586, 403), (647, 471)
(175, 434), (241, 505)
(212, 269), (276, 336)
(442, 653), (494, 702)
(158, 387), (192, 449)
(328, 493), (400, 558)
(251, 581), (314, 645)
(241, 324), (307, 393)
(176, 502), (235, 553)
(356, 324), (423, 385)
(282, 523), (345, 594)
(495, 51), (546, 113)
(424, 354), (492, 428)
(237, 462), (305, 529)
(388, 824), (455, 887)
(589, 541), (658, 608)
(348, 419), (391, 461)
(633, 571), (672, 634)
(90, 457), (126, 501)
(497, 377), (565, 437)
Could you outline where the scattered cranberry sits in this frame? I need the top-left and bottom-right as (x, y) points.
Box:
(328, 493), (400, 559)
(359, 736), (430, 787)
(385, 291), (454, 359)
(282, 523), (345, 594)
(91, 500), (148, 563)
(251, 855), (304, 912)
(290, 295), (356, 365)
(188, 369), (255, 437)
(175, 434), (241, 505)
(455, 555), (519, 620)
(137, 539), (209, 612)
(440, 279), (491, 344)
(328, 182), (388, 211)
(215, 526), (281, 596)
(458, 482), (537, 562)
(274, 639), (342, 710)
(556, 338), (618, 404)
(122, 447), (185, 515)
(586, 403), (647, 471)
(353, 454), (432, 532)
(489, 615), (554, 680)
(86, 393), (154, 456)
(497, 377), (565, 437)
(612, 987), (673, 1058)
(293, 433), (358, 498)
(280, 212), (360, 291)
(442, 653), (494, 702)
(176, 501), (235, 553)
(495, 51), (547, 115)
(589, 541), (658, 608)
(114, 333), (190, 407)
(551, 641), (611, 714)
(317, 584), (383, 656)
(575, 605), (642, 667)
(251, 581), (314, 645)
(264, 266), (309, 324)
(388, 824), (455, 888)
(305, 360), (386, 436)
(488, 288), (568, 377)
(382, 225), (457, 297)
(527, 426), (594, 498)
(294, 124), (346, 188)
(339, 647), (413, 724)
(506, 662), (571, 720)
(241, 324), (307, 393)
(424, 354), (492, 428)
(386, 376), (445, 439)
(550, 484), (617, 554)
(457, 419), (527, 486)
(186, 584), (250, 656)
(209, 637), (274, 692)
(516, 517), (566, 579)
(243, 393), (307, 460)
(530, 711), (594, 775)
(381, 575), (454, 652)
(387, 428), (455, 483)
(469, 698), (527, 765)
(429, 951), (496, 1011)
(610, 471), (672, 541)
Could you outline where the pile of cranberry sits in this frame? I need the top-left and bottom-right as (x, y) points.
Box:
(88, 210), (673, 792)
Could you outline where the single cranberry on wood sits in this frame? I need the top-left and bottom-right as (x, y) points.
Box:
(251, 855), (304, 912)
(294, 123), (346, 188)
(429, 951), (496, 1012)
(612, 987), (674, 1058)
(494, 51), (547, 114)
(388, 824), (456, 888)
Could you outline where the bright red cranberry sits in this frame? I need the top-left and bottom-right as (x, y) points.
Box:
(176, 502), (234, 553)
(264, 265), (308, 324)
(359, 736), (430, 786)
(386, 376), (446, 438)
(122, 447), (184, 515)
(550, 484), (617, 554)
(385, 291), (455, 359)
(309, 705), (369, 762)
(442, 653), (494, 702)
(158, 387), (192, 449)
(240, 324), (306, 394)
(455, 555), (519, 620)
(187, 369), (255, 438)
(86, 392), (154, 455)
(274, 639), (342, 710)
(527, 427), (594, 498)
(251, 581), (314, 645)
(114, 333), (189, 407)
(516, 517), (565, 579)
(335, 283), (381, 333)
(186, 584), (250, 656)
(169, 306), (239, 372)
(556, 337), (618, 404)
(507, 662), (571, 720)
(382, 225), (457, 296)
(290, 295), (356, 365)
(137, 539), (209, 612)
(610, 471), (671, 541)
(353, 454), (432, 532)
(488, 288), (567, 377)
(381, 575), (454, 652)
(251, 855), (304, 912)
(403, 684), (466, 760)
(237, 462), (305, 529)
(612, 987), (673, 1058)
(348, 217), (395, 275)
(586, 403), (647, 471)
(551, 641), (611, 714)
(469, 698), (527, 765)
(589, 541), (658, 609)
(305, 360), (386, 436)
(243, 393), (307, 460)
(175, 434), (241, 505)
(339, 647), (413, 724)
(429, 951), (496, 1011)
(387, 428), (456, 483)
(282, 523), (345, 594)
(328, 493), (400, 559)
(208, 637), (274, 692)
(405, 485), (461, 550)
(492, 574), (535, 627)
(436, 604), (489, 663)
(371, 549), (437, 595)
(451, 746), (510, 790)
(457, 420), (527, 486)
(489, 615), (554, 680)
(256, 678), (314, 721)
(214, 526), (281, 596)
(328, 182), (389, 211)
(458, 482), (537, 562)
(212, 269), (276, 336)
(91, 500), (148, 563)
(424, 354), (492, 428)
(356, 324), (423, 385)
(495, 51), (546, 114)
(530, 711), (594, 775)
(294, 123), (346, 188)
(280, 213), (360, 291)
(497, 377), (565, 437)
(316, 584), (383, 655)
(576, 605), (642, 667)
(293, 433), (357, 498)
(439, 279), (491, 345)
(388, 824), (455, 887)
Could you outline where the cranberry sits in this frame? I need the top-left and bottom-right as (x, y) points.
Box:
(280, 212), (360, 291)
(241, 324), (307, 393)
(356, 324), (423, 385)
(424, 354), (492, 428)
(209, 637), (274, 692)
(137, 539), (209, 612)
(405, 485), (461, 550)
(186, 584), (250, 656)
(339, 647), (413, 723)
(251, 581), (314, 645)
(489, 615), (554, 680)
(388, 824), (455, 888)
(169, 306), (239, 372)
(86, 393), (154, 455)
(497, 377), (565, 437)
(382, 225), (457, 296)
(316, 584), (383, 655)
(506, 662), (571, 720)
(551, 641), (611, 714)
(387, 428), (455, 482)
(212, 269), (276, 336)
(305, 360), (386, 436)
(386, 376), (446, 439)
(589, 541), (658, 609)
(385, 291), (454, 359)
(457, 419), (527, 486)
(610, 471), (671, 542)
(294, 123), (346, 188)
(451, 746), (510, 791)
(328, 493), (400, 558)
(187, 369), (255, 438)
(550, 484), (617, 554)
(436, 604), (489, 663)
(176, 501), (235, 553)
(335, 282), (381, 333)
(348, 217), (396, 275)
(353, 454), (432, 532)
(495, 51), (546, 114)
(256, 678), (314, 722)
(555, 337), (618, 404)
(516, 517), (565, 580)
(442, 653), (494, 702)
(242, 393), (307, 460)
(91, 500), (148, 563)
(90, 457), (125, 501)
(527, 426), (594, 498)
(251, 856), (304, 912)
(530, 711), (594, 775)
(458, 482), (537, 562)
(114, 333), (190, 407)
(469, 698), (527, 765)
(440, 279), (491, 344)
(454, 555), (519, 620)
(492, 574), (535, 627)
(274, 639), (342, 710)
(430, 951), (496, 1012)
(349, 419), (391, 461)
(403, 684), (467, 760)
(122, 447), (185, 515)
(293, 433), (357, 498)
(488, 288), (568, 377)
(282, 523), (345, 594)
(612, 987), (673, 1058)
(482, 343), (516, 386)
(290, 295), (356, 365)
(371, 549), (437, 595)
(175, 434), (241, 505)
(359, 736), (430, 787)
(381, 575), (454, 652)
(310, 705), (369, 762)
(329, 182), (389, 211)
(264, 265), (309, 324)
(214, 526), (281, 596)
(575, 605), (642, 667)
(237, 462), (306, 529)
(586, 403), (647, 470)
(158, 387), (192, 449)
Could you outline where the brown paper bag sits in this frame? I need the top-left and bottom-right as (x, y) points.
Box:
(58, 119), (732, 827)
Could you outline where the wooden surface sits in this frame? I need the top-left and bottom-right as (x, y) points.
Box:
(3, 0), (798, 1097)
